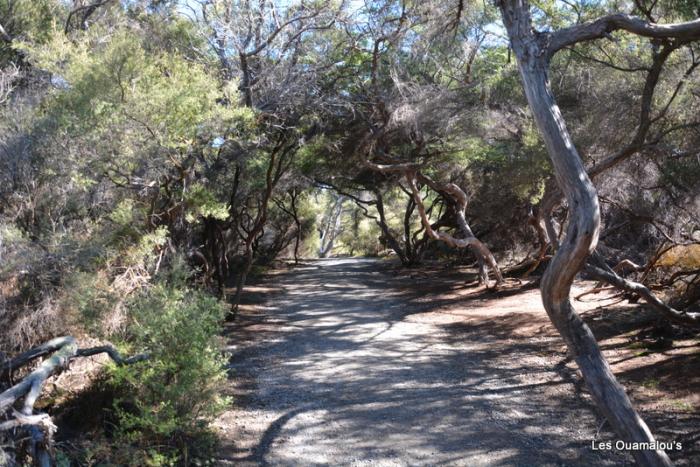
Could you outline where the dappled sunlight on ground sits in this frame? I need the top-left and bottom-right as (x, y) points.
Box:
(214, 258), (698, 466)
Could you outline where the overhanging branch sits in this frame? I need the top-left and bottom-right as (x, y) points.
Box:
(548, 14), (700, 57)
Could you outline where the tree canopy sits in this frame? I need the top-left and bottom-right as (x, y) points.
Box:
(0, 0), (698, 465)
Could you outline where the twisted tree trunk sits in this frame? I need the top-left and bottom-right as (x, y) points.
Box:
(415, 173), (503, 285)
(499, 1), (672, 465)
(363, 160), (503, 284)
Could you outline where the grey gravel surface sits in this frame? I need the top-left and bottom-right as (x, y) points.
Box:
(215, 258), (630, 466)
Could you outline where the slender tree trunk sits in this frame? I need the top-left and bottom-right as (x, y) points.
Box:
(373, 189), (410, 265)
(289, 190), (302, 264)
(232, 245), (254, 312)
(292, 217), (301, 265)
(203, 218), (225, 296)
(231, 215), (269, 315)
(319, 195), (345, 258)
(403, 196), (417, 263)
(273, 190), (303, 264)
(239, 52), (253, 107)
(230, 136), (298, 315)
(499, 2), (671, 466)
(454, 209), (503, 285)
(411, 172), (503, 285)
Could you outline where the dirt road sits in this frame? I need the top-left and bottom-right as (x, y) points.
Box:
(215, 258), (630, 466)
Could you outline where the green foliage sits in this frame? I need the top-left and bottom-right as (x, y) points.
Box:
(471, 46), (523, 104)
(16, 22), (253, 217)
(109, 199), (140, 232)
(185, 185), (230, 222)
(0, 0), (61, 63)
(23, 26), (248, 148)
(63, 271), (116, 335)
(128, 226), (169, 265)
(106, 272), (229, 463)
(660, 156), (700, 192)
(297, 135), (332, 174)
(336, 217), (382, 257)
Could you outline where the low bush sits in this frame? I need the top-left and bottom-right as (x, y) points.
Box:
(102, 268), (230, 465)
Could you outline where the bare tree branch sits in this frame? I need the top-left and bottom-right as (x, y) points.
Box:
(548, 15), (700, 57)
(585, 262), (700, 327)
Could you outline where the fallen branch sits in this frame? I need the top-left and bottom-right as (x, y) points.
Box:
(76, 346), (150, 365)
(1, 339), (149, 380)
(0, 337), (77, 467)
(0, 337), (149, 466)
(574, 286), (617, 301)
(0, 337), (77, 414)
(665, 268), (700, 287)
(612, 259), (645, 274)
(1, 336), (77, 380)
(585, 262), (700, 327)
(0, 410), (55, 432)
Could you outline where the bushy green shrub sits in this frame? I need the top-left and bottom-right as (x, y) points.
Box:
(106, 277), (230, 464)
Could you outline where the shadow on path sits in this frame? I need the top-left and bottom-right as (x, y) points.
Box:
(216, 259), (635, 466)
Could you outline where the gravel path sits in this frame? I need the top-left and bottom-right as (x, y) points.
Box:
(215, 258), (629, 466)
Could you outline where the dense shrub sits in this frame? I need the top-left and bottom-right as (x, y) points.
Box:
(103, 272), (229, 464)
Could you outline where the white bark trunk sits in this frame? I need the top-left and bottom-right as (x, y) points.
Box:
(319, 195), (345, 258)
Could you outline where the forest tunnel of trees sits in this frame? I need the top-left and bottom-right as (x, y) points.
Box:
(0, 0), (699, 465)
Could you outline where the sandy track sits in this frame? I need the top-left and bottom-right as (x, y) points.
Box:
(214, 258), (629, 466)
